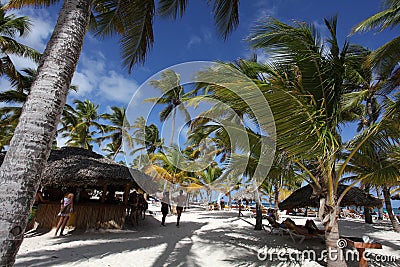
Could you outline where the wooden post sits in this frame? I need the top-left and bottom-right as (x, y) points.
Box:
(123, 183), (131, 205)
(101, 184), (107, 203)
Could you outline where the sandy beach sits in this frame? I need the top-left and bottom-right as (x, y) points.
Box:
(15, 206), (400, 267)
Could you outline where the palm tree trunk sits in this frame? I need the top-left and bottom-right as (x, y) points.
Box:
(254, 182), (263, 230)
(377, 188), (384, 220)
(363, 185), (373, 224)
(382, 187), (400, 233)
(323, 203), (347, 267)
(228, 191), (232, 208)
(273, 180), (280, 220)
(0, 0), (92, 265)
(170, 108), (176, 146)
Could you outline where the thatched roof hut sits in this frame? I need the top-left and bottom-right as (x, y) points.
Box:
(1, 147), (146, 190)
(43, 147), (143, 190)
(279, 184), (383, 210)
(233, 188), (257, 201)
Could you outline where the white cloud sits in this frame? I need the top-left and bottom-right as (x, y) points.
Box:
(250, 0), (277, 23)
(8, 55), (37, 70)
(71, 71), (95, 96)
(186, 28), (213, 49)
(98, 71), (139, 104)
(13, 8), (55, 52)
(187, 35), (202, 49)
(69, 53), (139, 106)
(0, 78), (11, 93)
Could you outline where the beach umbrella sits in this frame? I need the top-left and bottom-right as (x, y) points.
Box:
(233, 188), (257, 201)
(278, 184), (383, 210)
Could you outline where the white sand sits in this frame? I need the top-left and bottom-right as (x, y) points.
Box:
(15, 207), (400, 267)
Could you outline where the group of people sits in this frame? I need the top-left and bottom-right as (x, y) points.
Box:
(161, 190), (186, 228)
(128, 191), (148, 225)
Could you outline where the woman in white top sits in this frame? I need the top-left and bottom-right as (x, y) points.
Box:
(55, 192), (74, 237)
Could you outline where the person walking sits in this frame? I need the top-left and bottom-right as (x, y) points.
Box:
(176, 190), (186, 228)
(160, 192), (170, 226)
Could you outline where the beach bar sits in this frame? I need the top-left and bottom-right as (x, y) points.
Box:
(1, 147), (150, 230)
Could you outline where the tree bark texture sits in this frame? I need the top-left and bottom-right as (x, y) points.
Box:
(0, 0), (92, 265)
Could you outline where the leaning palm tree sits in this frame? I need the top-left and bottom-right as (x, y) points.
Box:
(247, 16), (384, 267)
(0, 0), (242, 263)
(189, 16), (373, 266)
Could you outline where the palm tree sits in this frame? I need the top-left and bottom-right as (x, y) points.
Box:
(60, 99), (105, 150)
(344, 130), (400, 232)
(0, 5), (41, 80)
(187, 16), (373, 266)
(145, 69), (190, 145)
(193, 162), (223, 203)
(0, 68), (77, 149)
(0, 0), (241, 263)
(101, 106), (133, 159)
(0, 68), (36, 143)
(246, 16), (383, 267)
(128, 116), (163, 156)
(247, 17), (375, 266)
(351, 0), (400, 89)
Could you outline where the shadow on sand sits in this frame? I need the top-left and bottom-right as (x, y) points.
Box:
(15, 211), (400, 267)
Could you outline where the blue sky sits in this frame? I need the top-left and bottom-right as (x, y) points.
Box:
(3, 1), (395, 141)
(1, 1), (399, 204)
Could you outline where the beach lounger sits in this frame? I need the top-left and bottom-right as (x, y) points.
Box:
(283, 219), (325, 244)
(263, 216), (288, 235)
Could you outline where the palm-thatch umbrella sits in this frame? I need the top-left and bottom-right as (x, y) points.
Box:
(233, 188), (257, 201)
(279, 184), (383, 210)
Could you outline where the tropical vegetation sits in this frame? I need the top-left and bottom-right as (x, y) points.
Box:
(0, 1), (399, 267)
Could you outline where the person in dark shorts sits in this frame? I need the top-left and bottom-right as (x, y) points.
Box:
(161, 192), (170, 226)
(176, 190), (186, 227)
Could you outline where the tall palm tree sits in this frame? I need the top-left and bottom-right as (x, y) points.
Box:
(101, 106), (133, 159)
(128, 116), (163, 156)
(60, 99), (105, 150)
(0, 0), (241, 263)
(246, 16), (382, 267)
(145, 69), (191, 145)
(0, 68), (77, 148)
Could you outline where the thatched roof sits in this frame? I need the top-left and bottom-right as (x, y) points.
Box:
(279, 184), (383, 210)
(233, 188), (257, 200)
(1, 147), (146, 190)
